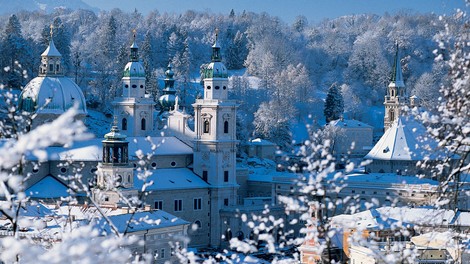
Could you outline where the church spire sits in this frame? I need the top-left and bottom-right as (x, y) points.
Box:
(389, 42), (405, 88)
(211, 28), (222, 62)
(158, 63), (177, 111)
(39, 24), (62, 76)
(129, 29), (139, 62)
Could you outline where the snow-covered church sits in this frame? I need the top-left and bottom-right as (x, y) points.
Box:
(14, 30), (280, 251)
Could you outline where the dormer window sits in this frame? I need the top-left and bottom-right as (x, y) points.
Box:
(56, 64), (60, 72)
(49, 64), (53, 71)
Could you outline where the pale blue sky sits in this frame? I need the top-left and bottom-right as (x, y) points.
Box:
(82, 0), (466, 24)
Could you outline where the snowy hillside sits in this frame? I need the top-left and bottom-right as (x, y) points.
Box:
(0, 0), (98, 14)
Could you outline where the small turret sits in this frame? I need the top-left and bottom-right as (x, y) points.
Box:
(39, 24), (63, 76)
(158, 63), (177, 111)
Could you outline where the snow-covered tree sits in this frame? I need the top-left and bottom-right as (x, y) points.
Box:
(253, 100), (292, 150)
(0, 14), (30, 88)
(323, 82), (344, 122)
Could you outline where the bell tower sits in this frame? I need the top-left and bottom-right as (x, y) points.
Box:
(93, 120), (136, 207)
(384, 43), (407, 131)
(112, 31), (155, 137)
(192, 30), (239, 247)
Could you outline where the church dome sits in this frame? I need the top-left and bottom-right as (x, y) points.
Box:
(123, 61), (145, 78)
(19, 76), (87, 115)
(203, 61), (228, 79)
(202, 30), (228, 79)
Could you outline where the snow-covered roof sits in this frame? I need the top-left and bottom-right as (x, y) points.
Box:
(329, 119), (373, 129)
(0, 201), (53, 218)
(332, 207), (456, 231)
(19, 76), (87, 115)
(135, 168), (210, 191)
(247, 138), (276, 146)
(342, 173), (438, 186)
(365, 116), (447, 161)
(25, 175), (69, 198)
(94, 210), (189, 234)
(28, 136), (192, 161)
(41, 40), (61, 57)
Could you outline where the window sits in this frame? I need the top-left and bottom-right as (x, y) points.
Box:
(203, 120), (210, 133)
(132, 84), (137, 88)
(122, 118), (127, 130)
(56, 64), (60, 72)
(223, 86), (226, 90)
(206, 85), (211, 90)
(224, 121), (229, 133)
(202, 171), (208, 182)
(194, 198), (202, 210)
(141, 118), (146, 130)
(215, 86), (220, 90)
(140, 85), (143, 88)
(389, 110), (395, 123)
(49, 64), (53, 71)
(351, 190), (355, 194)
(151, 162), (157, 168)
(160, 249), (165, 259)
(224, 198), (229, 206)
(125, 84), (129, 88)
(60, 167), (67, 173)
(155, 200), (163, 210)
(174, 199), (182, 212)
(224, 171), (229, 182)
(171, 161), (176, 167)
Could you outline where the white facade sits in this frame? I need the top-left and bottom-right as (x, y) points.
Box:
(191, 35), (239, 247)
(112, 37), (154, 137)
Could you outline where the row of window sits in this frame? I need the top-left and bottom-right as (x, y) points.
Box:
(124, 84), (144, 89)
(206, 85), (227, 90)
(121, 118), (146, 131)
(155, 198), (203, 212)
(203, 120), (230, 134)
(201, 170), (230, 182)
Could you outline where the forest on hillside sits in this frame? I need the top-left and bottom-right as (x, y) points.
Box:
(0, 8), (460, 147)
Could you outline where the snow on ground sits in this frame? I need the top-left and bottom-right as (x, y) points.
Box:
(84, 109), (112, 138)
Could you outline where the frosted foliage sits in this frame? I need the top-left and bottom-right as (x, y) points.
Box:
(0, 106), (92, 170)
(0, 226), (134, 264)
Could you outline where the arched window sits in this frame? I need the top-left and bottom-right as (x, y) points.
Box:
(141, 118), (146, 130)
(224, 121), (229, 133)
(203, 120), (210, 134)
(56, 64), (60, 72)
(389, 110), (395, 123)
(224, 229), (232, 241)
(49, 64), (53, 71)
(122, 118), (127, 130)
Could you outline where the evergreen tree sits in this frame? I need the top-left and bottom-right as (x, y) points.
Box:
(0, 14), (29, 88)
(323, 82), (344, 123)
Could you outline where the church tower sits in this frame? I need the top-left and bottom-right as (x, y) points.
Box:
(93, 120), (136, 207)
(192, 31), (239, 247)
(112, 31), (154, 137)
(158, 63), (177, 112)
(384, 43), (407, 131)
